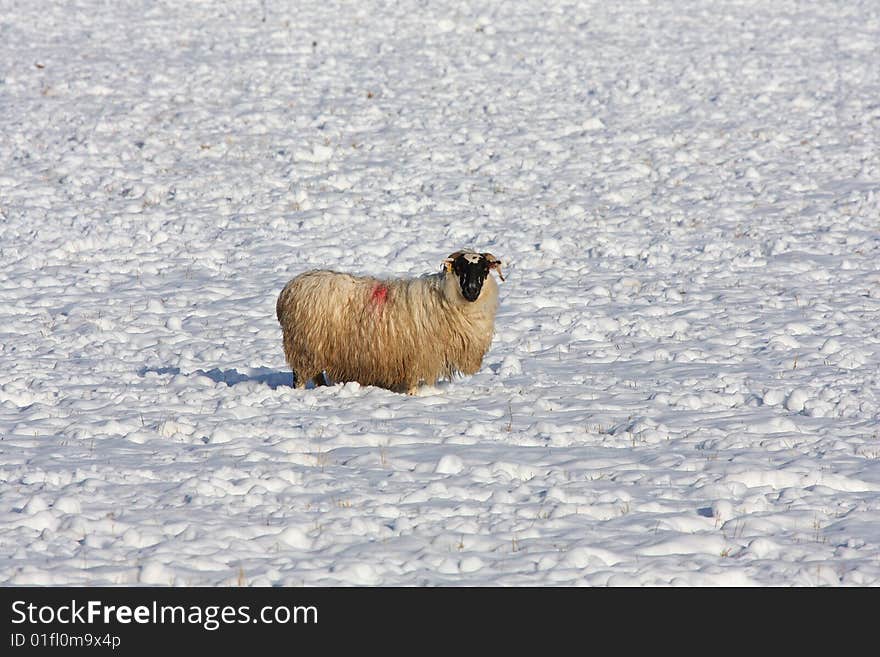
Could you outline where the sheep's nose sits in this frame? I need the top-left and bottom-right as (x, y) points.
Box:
(463, 283), (481, 301)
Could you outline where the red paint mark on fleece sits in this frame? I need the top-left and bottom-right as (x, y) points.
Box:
(370, 283), (389, 308)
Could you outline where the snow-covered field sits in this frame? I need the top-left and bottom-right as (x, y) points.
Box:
(2, 0), (880, 586)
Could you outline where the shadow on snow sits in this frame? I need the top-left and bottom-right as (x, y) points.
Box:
(138, 365), (295, 389)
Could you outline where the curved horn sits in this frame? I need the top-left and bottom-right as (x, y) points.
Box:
(482, 252), (505, 281)
(443, 250), (466, 273)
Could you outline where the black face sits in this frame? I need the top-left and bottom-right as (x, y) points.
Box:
(451, 253), (491, 302)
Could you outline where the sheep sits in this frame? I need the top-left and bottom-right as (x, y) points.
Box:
(276, 250), (505, 394)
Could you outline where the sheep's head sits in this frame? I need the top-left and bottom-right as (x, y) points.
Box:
(443, 250), (505, 302)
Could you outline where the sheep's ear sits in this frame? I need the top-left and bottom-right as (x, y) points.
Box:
(443, 251), (464, 273)
(482, 253), (505, 281)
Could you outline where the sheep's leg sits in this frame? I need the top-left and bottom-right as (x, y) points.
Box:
(293, 369), (329, 389)
(293, 367), (319, 389)
(293, 371), (307, 389)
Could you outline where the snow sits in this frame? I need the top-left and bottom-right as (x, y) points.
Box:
(1, 0), (880, 586)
